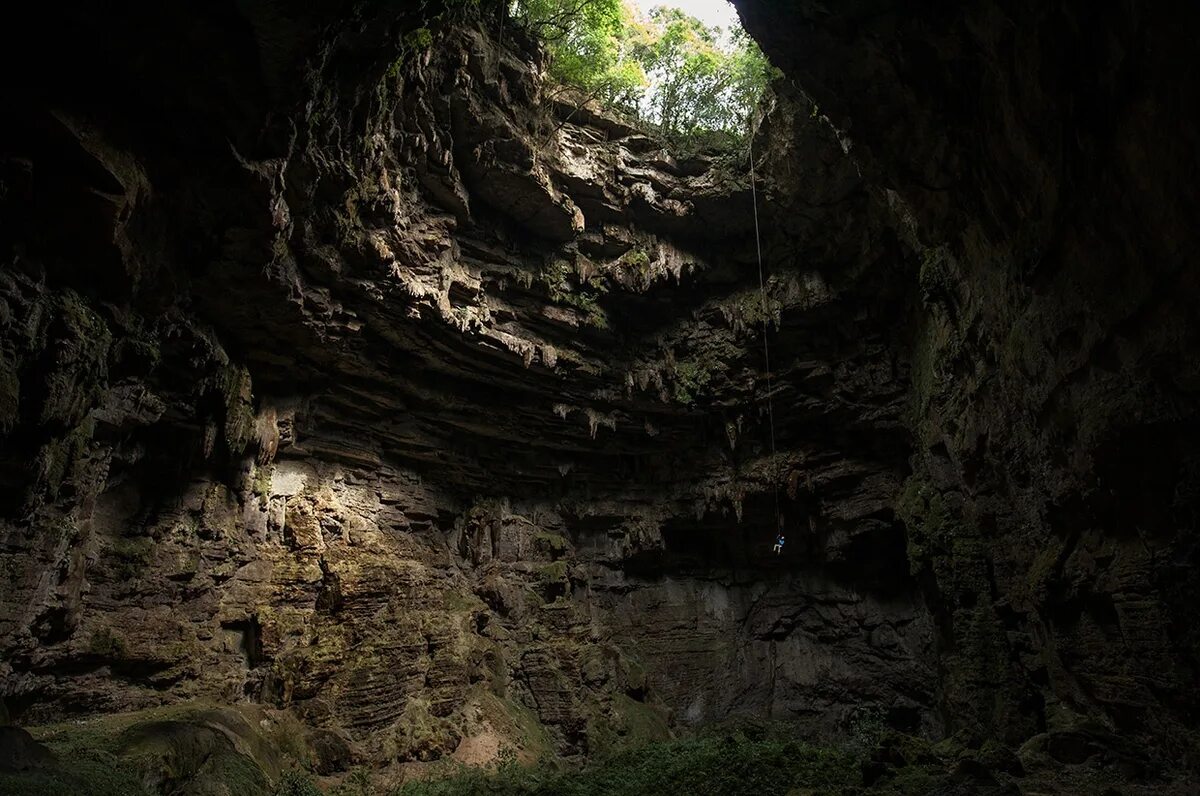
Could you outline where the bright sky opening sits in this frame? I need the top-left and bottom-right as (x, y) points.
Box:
(643, 0), (739, 32)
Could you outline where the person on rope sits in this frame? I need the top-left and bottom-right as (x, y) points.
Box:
(772, 533), (785, 554)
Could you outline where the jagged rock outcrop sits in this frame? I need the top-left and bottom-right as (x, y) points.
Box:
(0, 1), (933, 784)
(736, 0), (1200, 789)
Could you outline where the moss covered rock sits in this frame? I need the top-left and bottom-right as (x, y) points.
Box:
(0, 703), (312, 796)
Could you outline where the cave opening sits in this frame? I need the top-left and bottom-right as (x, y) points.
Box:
(1, 0), (1198, 794)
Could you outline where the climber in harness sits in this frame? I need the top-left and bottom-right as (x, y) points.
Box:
(772, 533), (785, 554)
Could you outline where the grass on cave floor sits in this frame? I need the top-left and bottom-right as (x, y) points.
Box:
(0, 741), (150, 796)
(2, 700), (303, 796)
(0, 770), (147, 796)
(393, 729), (861, 796)
(0, 706), (174, 796)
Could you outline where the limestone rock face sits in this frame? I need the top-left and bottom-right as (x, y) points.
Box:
(735, 0), (1200, 783)
(1, 0), (1197, 791)
(0, 0), (931, 772)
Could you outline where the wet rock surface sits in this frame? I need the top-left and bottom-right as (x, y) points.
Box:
(0, 0), (1197, 793)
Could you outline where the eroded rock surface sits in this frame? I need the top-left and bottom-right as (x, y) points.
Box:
(1, 0), (931, 775)
(0, 0), (1197, 793)
(736, 0), (1200, 787)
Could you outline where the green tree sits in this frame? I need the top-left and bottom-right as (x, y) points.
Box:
(636, 8), (720, 136)
(512, 0), (777, 147)
(511, 0), (648, 110)
(633, 8), (776, 144)
(725, 26), (775, 130)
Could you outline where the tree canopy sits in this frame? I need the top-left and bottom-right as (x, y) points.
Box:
(510, 0), (777, 148)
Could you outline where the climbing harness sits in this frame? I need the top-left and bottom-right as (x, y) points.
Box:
(748, 118), (783, 548)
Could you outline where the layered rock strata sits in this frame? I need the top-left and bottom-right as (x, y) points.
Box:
(1, 0), (935, 772)
(3, 0), (1197, 791)
(737, 0), (1200, 782)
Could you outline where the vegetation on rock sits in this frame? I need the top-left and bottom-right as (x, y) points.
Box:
(0, 703), (311, 796)
(510, 0), (776, 146)
(389, 724), (958, 796)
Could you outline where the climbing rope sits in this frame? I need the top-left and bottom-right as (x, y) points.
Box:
(748, 118), (783, 540)
(496, 3), (505, 83)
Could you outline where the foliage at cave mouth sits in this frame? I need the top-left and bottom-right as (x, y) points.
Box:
(510, 0), (777, 147)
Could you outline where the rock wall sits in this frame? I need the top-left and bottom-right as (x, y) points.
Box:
(4, 0), (1196, 790)
(0, 0), (936, 773)
(736, 0), (1200, 780)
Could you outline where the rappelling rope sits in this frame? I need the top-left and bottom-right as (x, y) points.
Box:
(496, 3), (505, 83)
(748, 117), (783, 538)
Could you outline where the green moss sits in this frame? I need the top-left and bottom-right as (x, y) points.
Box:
(386, 26), (434, 81)
(539, 259), (572, 293)
(719, 289), (781, 333)
(0, 760), (149, 796)
(166, 549), (201, 580)
(109, 536), (154, 581)
(587, 695), (671, 758)
(331, 768), (375, 796)
(222, 364), (254, 455)
(558, 290), (609, 329)
(1015, 544), (1061, 606)
(896, 476), (994, 600)
(618, 248), (652, 289)
(619, 655), (648, 697)
(118, 720), (270, 795)
(88, 626), (127, 658)
(394, 728), (860, 796)
(671, 358), (717, 405)
(612, 696), (669, 743)
(536, 561), (568, 584)
(873, 760), (940, 795)
(846, 704), (887, 753)
(907, 316), (938, 420)
(252, 462), (274, 509)
(541, 261), (610, 328)
(405, 27), (434, 51)
(896, 475), (1016, 733)
(584, 304), (609, 329)
(471, 689), (555, 763)
(115, 335), (161, 375)
(533, 532), (568, 558)
(391, 698), (460, 763)
(442, 590), (485, 613)
(895, 477), (956, 575)
(5, 702), (306, 796)
(1000, 317), (1042, 378)
(552, 348), (605, 377)
(622, 249), (650, 270)
(272, 769), (324, 796)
